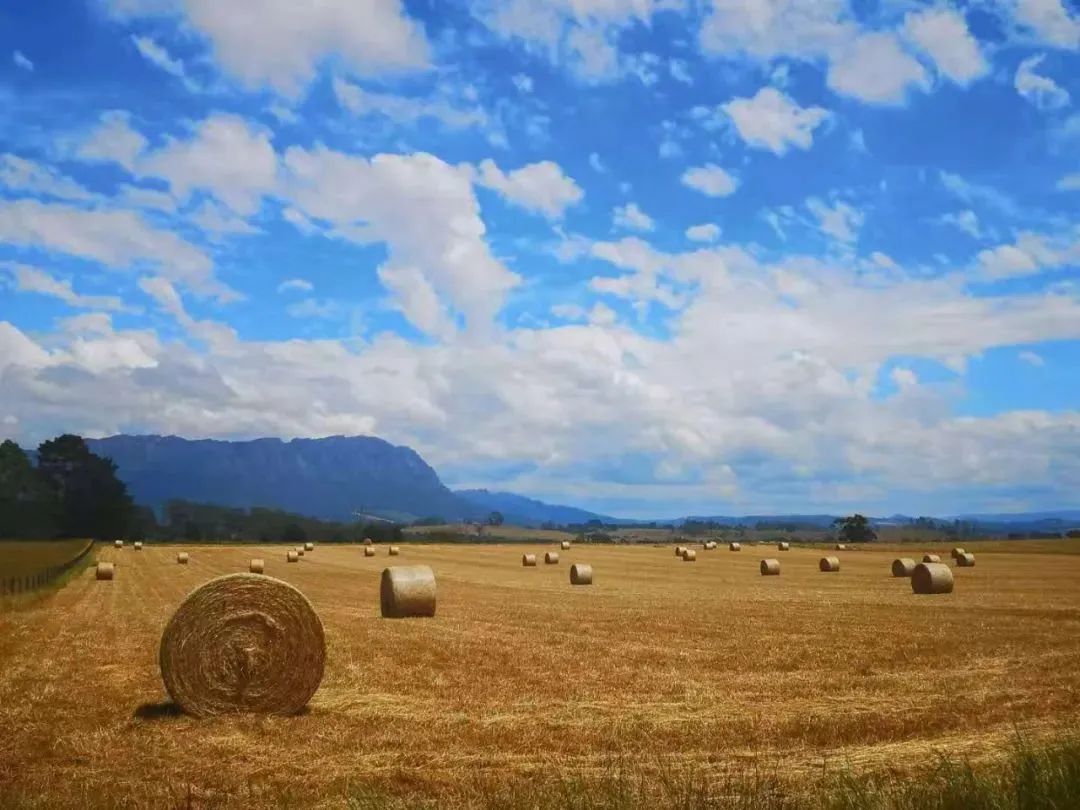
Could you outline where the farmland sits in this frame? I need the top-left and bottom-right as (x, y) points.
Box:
(0, 539), (93, 578)
(1, 540), (1079, 808)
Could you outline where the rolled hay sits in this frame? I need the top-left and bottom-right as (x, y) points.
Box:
(545, 551), (560, 564)
(159, 573), (326, 717)
(911, 562), (954, 595)
(177, 552), (190, 565)
(834, 543), (847, 551)
(729, 542), (741, 552)
(892, 557), (917, 578)
(250, 559), (265, 574)
(951, 547), (966, 560)
(296, 548), (305, 557)
(287, 551), (299, 563)
(778, 541), (790, 551)
(760, 558), (780, 576)
(570, 563), (593, 585)
(114, 540), (123, 549)
(923, 553), (941, 564)
(364, 538), (373, 546)
(380, 565), (436, 618)
(134, 541), (144, 551)
(96, 562), (115, 581)
(364, 547), (376, 557)
(675, 546), (686, 556)
(561, 540), (571, 550)
(304, 542), (314, 552)
(956, 552), (976, 567)
(819, 556), (840, 572)
(388, 546), (401, 556)
(682, 549), (697, 561)
(522, 553), (537, 567)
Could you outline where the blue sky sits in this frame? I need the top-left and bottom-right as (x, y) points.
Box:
(0, 0), (1078, 518)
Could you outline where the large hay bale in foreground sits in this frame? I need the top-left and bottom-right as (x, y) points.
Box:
(923, 554), (941, 564)
(388, 546), (400, 556)
(522, 553), (537, 567)
(912, 562), (954, 594)
(570, 563), (593, 585)
(545, 551), (560, 564)
(951, 547), (966, 560)
(114, 540), (123, 549)
(159, 573), (326, 717)
(96, 562), (115, 581)
(287, 551), (299, 563)
(819, 556), (840, 572)
(561, 540), (571, 550)
(134, 541), (143, 551)
(892, 558), (916, 577)
(380, 565), (436, 618)
(364, 547), (376, 557)
(729, 542), (741, 552)
(760, 558), (780, 576)
(682, 549), (697, 561)
(304, 542), (314, 552)
(956, 552), (976, 567)
(177, 552), (189, 565)
(778, 541), (790, 551)
(250, 559), (265, 574)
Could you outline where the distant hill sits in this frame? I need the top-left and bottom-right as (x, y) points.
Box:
(455, 489), (611, 526)
(86, 434), (473, 523)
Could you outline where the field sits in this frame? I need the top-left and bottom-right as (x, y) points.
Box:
(0, 539), (93, 578)
(2, 540), (1080, 808)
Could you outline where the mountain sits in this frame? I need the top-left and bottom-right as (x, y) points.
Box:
(455, 489), (612, 526)
(86, 434), (472, 523)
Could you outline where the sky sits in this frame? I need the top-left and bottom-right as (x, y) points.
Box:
(0, 0), (1078, 519)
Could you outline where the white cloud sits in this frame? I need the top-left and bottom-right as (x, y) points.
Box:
(476, 159), (584, 219)
(681, 164), (739, 197)
(977, 231), (1080, 279)
(278, 278), (314, 294)
(613, 202), (655, 232)
(4, 264), (127, 311)
(131, 35), (199, 91)
(1014, 54), (1071, 110)
(827, 32), (929, 104)
(285, 298), (341, 319)
(806, 197), (864, 243)
(1058, 173), (1080, 190)
(685, 223), (721, 243)
(1014, 0), (1080, 49)
(117, 184), (177, 213)
(1019, 350), (1045, 366)
(512, 73), (534, 93)
(721, 87), (830, 154)
(76, 111), (148, 172)
(903, 8), (988, 85)
(106, 0), (431, 97)
(939, 171), (1019, 217)
(589, 152), (605, 173)
(890, 366), (918, 389)
(0, 154), (95, 202)
(700, 0), (853, 62)
(332, 77), (487, 129)
(937, 209), (981, 238)
(669, 58), (692, 84)
(13, 51), (33, 72)
(188, 200), (260, 239)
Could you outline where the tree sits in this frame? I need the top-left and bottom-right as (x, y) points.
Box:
(281, 522), (307, 544)
(36, 435), (133, 539)
(0, 440), (59, 538)
(834, 514), (877, 544)
(487, 511), (504, 526)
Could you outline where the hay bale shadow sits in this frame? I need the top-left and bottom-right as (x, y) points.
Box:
(134, 701), (184, 720)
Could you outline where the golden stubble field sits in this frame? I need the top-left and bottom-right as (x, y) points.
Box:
(2, 540), (1080, 808)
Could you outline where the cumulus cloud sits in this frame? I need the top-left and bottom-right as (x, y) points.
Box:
(937, 209), (982, 238)
(4, 264), (127, 312)
(613, 202), (655, 232)
(805, 197), (864, 244)
(827, 32), (929, 105)
(1014, 0), (1080, 49)
(721, 87), (830, 154)
(75, 111), (148, 172)
(977, 230), (1080, 279)
(1015, 54), (1071, 110)
(681, 164), (739, 197)
(903, 7), (988, 85)
(476, 158), (584, 219)
(0, 155), (96, 202)
(685, 223), (721, 243)
(332, 77), (487, 129)
(278, 278), (314, 294)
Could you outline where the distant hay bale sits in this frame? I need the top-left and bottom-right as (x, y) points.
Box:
(923, 554), (941, 564)
(134, 541), (143, 551)
(834, 543), (847, 551)
(561, 540), (571, 550)
(778, 542), (790, 551)
(177, 552), (189, 565)
(704, 541), (717, 550)
(114, 540), (123, 549)
(956, 552), (976, 567)
(250, 559), (265, 574)
(159, 573), (326, 717)
(522, 553), (537, 567)
(96, 562), (115, 581)
(819, 556), (840, 572)
(364, 547), (376, 557)
(951, 547), (966, 560)
(892, 557), (917, 577)
(729, 542), (741, 552)
(912, 562), (954, 594)
(682, 549), (697, 561)
(545, 551), (560, 564)
(380, 565), (436, 618)
(760, 558), (780, 576)
(388, 546), (400, 556)
(675, 546), (686, 556)
(364, 538), (373, 546)
(296, 548), (304, 557)
(304, 542), (314, 552)
(570, 563), (593, 585)
(287, 551), (299, 563)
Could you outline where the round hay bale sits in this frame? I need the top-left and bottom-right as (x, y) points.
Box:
(956, 552), (975, 567)
(819, 556), (840, 572)
(380, 565), (436, 618)
(522, 553), (537, 567)
(760, 558), (780, 576)
(729, 542), (741, 552)
(570, 563), (593, 585)
(364, 538), (373, 546)
(950, 547), (965, 560)
(675, 546), (686, 556)
(114, 540), (123, 549)
(304, 542), (314, 552)
(892, 558), (916, 577)
(561, 540), (571, 550)
(545, 551), (560, 564)
(912, 562), (954, 594)
(364, 546), (376, 557)
(388, 546), (400, 556)
(682, 549), (697, 561)
(923, 554), (941, 563)
(834, 543), (846, 551)
(778, 541), (790, 551)
(177, 552), (189, 565)
(250, 559), (265, 574)
(296, 548), (304, 557)
(134, 541), (144, 551)
(96, 562), (115, 581)
(287, 551), (299, 563)
(159, 573), (326, 717)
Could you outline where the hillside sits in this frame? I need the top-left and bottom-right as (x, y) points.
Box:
(454, 489), (611, 526)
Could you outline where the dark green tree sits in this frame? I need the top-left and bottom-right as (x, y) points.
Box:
(834, 513), (877, 544)
(36, 434), (133, 539)
(487, 510), (504, 526)
(0, 440), (59, 538)
(281, 522), (307, 544)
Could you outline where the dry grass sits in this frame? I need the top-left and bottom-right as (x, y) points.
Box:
(0, 540), (93, 579)
(1, 542), (1079, 808)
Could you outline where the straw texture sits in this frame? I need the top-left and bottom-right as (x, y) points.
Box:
(570, 563), (593, 585)
(380, 565), (436, 618)
(819, 556), (840, 572)
(892, 558), (916, 577)
(522, 553), (537, 567)
(760, 559), (780, 576)
(912, 562), (954, 594)
(96, 562), (115, 581)
(250, 559), (265, 574)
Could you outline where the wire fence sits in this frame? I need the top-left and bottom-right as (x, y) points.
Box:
(0, 540), (96, 596)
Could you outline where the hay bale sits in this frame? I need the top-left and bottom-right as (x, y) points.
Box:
(389, 546), (400, 556)
(364, 547), (376, 557)
(177, 552), (189, 565)
(892, 557), (916, 577)
(956, 552), (975, 567)
(819, 556), (840, 572)
(778, 541), (790, 551)
(729, 542), (741, 551)
(682, 549), (697, 561)
(561, 540), (571, 550)
(134, 541), (143, 551)
(675, 546), (686, 556)
(380, 565), (436, 618)
(760, 558), (780, 576)
(922, 554), (941, 563)
(250, 559), (265, 574)
(96, 562), (115, 581)
(159, 573), (326, 717)
(114, 540), (123, 549)
(545, 551), (560, 564)
(304, 542), (314, 552)
(287, 551), (299, 563)
(364, 538), (373, 546)
(834, 543), (847, 551)
(570, 563), (593, 585)
(951, 547), (966, 560)
(912, 562), (954, 594)
(522, 553), (537, 567)
(296, 548), (304, 557)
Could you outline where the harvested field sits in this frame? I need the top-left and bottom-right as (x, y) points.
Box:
(1, 541), (1079, 808)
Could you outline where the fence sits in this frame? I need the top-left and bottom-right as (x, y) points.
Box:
(0, 540), (95, 596)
